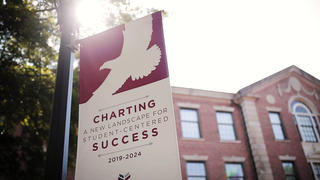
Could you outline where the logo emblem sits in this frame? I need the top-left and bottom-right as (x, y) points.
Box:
(118, 172), (131, 180)
(79, 12), (168, 104)
(93, 15), (161, 97)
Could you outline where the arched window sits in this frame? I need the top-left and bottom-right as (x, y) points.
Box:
(291, 101), (319, 142)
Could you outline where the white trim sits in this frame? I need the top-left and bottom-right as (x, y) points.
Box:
(213, 106), (235, 112)
(183, 154), (208, 161)
(288, 95), (319, 115)
(177, 102), (200, 109)
(308, 159), (320, 163)
(172, 86), (234, 99)
(279, 155), (296, 161)
(181, 138), (205, 141)
(223, 156), (245, 162)
(293, 102), (311, 113)
(302, 142), (320, 159)
(275, 139), (291, 143)
(291, 101), (320, 142)
(266, 106), (282, 112)
(219, 140), (241, 143)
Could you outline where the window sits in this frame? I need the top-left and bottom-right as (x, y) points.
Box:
(225, 163), (244, 180)
(291, 101), (319, 142)
(216, 112), (237, 140)
(186, 162), (207, 180)
(269, 112), (286, 140)
(180, 109), (201, 138)
(311, 163), (320, 180)
(282, 162), (297, 180)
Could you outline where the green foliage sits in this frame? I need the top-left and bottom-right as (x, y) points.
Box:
(106, 0), (160, 28)
(0, 0), (57, 179)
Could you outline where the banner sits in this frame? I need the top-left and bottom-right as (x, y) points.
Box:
(75, 12), (182, 180)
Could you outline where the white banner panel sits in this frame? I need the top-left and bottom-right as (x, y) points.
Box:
(75, 12), (182, 180)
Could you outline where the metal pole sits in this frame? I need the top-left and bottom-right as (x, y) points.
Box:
(45, 1), (76, 179)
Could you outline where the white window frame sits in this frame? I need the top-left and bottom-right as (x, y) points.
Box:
(216, 111), (237, 141)
(224, 162), (245, 180)
(268, 112), (287, 140)
(186, 161), (207, 180)
(291, 101), (320, 142)
(281, 161), (298, 180)
(311, 162), (320, 180)
(180, 108), (201, 138)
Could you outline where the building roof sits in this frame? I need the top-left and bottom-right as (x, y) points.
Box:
(173, 65), (320, 99)
(237, 65), (320, 96)
(171, 86), (235, 100)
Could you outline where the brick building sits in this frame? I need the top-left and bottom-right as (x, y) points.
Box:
(172, 66), (320, 180)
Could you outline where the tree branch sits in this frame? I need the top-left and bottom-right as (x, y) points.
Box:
(35, 7), (56, 12)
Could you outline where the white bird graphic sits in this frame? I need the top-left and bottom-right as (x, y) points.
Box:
(92, 15), (161, 97)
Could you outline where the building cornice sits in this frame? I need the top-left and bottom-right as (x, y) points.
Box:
(172, 86), (235, 100)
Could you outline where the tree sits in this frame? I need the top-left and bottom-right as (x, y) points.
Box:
(0, 0), (58, 179)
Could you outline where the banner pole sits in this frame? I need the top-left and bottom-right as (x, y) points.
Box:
(45, 1), (77, 179)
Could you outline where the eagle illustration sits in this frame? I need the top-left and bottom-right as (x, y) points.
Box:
(92, 15), (161, 97)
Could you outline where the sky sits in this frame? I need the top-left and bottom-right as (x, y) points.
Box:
(77, 0), (320, 93)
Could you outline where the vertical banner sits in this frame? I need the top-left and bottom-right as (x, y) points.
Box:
(75, 12), (182, 180)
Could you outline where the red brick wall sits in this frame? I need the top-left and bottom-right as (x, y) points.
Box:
(173, 94), (256, 180)
(172, 73), (320, 180)
(253, 74), (320, 180)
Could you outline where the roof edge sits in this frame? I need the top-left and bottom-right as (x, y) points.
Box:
(237, 65), (320, 96)
(171, 86), (235, 100)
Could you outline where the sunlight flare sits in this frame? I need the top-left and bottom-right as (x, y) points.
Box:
(75, 0), (110, 37)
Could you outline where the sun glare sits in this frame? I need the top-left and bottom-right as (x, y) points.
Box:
(75, 0), (110, 38)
